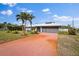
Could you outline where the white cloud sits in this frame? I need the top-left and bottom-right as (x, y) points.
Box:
(16, 7), (33, 13)
(1, 10), (13, 16)
(2, 3), (16, 7)
(1, 11), (6, 15)
(7, 10), (13, 15)
(21, 8), (27, 12)
(42, 8), (52, 14)
(27, 10), (33, 13)
(42, 8), (50, 12)
(53, 15), (72, 21)
(53, 15), (58, 17)
(16, 7), (27, 12)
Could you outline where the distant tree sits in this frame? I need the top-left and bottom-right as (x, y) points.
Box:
(67, 24), (76, 35)
(0, 23), (3, 28)
(61, 24), (72, 29)
(3, 22), (8, 30)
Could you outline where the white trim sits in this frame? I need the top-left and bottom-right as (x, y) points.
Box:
(26, 23), (62, 27)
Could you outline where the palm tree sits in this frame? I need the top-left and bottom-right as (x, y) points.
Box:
(16, 12), (35, 35)
(16, 12), (26, 35)
(27, 14), (35, 30)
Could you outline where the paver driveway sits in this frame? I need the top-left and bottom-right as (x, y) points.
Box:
(0, 33), (57, 56)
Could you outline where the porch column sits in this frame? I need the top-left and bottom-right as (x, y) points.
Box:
(40, 27), (42, 32)
(36, 27), (37, 31)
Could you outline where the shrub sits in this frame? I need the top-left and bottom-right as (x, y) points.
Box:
(76, 29), (79, 33)
(31, 31), (38, 34)
(29, 30), (38, 34)
(68, 28), (76, 35)
(34, 31), (38, 34)
(6, 30), (11, 33)
(12, 30), (19, 34)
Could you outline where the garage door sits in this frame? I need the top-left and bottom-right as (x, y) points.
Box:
(42, 27), (58, 33)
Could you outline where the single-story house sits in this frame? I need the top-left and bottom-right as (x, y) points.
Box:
(59, 28), (68, 32)
(26, 22), (62, 33)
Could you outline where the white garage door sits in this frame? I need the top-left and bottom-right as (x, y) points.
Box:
(42, 27), (58, 33)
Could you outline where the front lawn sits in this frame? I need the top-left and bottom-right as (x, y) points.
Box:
(0, 31), (23, 44)
(58, 34), (79, 56)
(0, 30), (38, 44)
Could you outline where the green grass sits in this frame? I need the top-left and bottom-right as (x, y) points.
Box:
(58, 34), (79, 56)
(0, 30), (38, 44)
(0, 31), (22, 44)
(58, 31), (68, 35)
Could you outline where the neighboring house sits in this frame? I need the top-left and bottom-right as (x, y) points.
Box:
(26, 22), (61, 33)
(59, 28), (68, 32)
(0, 27), (8, 30)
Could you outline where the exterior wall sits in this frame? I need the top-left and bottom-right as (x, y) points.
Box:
(36, 26), (59, 33)
(26, 27), (31, 31)
(26, 26), (60, 33)
(40, 27), (42, 32)
(59, 29), (68, 32)
(42, 27), (59, 33)
(37, 27), (40, 32)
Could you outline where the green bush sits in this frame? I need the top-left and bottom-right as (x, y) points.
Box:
(68, 28), (76, 35)
(29, 30), (38, 34)
(6, 30), (11, 33)
(12, 30), (19, 34)
(76, 29), (79, 33)
(32, 31), (38, 34)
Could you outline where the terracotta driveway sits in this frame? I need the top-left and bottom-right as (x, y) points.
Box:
(0, 33), (57, 56)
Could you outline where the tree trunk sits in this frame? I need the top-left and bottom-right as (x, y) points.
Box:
(22, 23), (26, 35)
(30, 20), (32, 31)
(24, 21), (27, 32)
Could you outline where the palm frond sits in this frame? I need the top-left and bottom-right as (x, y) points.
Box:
(16, 14), (20, 21)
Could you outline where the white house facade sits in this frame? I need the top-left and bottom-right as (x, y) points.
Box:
(26, 22), (62, 33)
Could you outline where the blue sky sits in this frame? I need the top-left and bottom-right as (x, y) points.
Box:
(0, 3), (79, 28)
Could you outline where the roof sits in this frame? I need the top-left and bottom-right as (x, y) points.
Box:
(26, 22), (62, 27)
